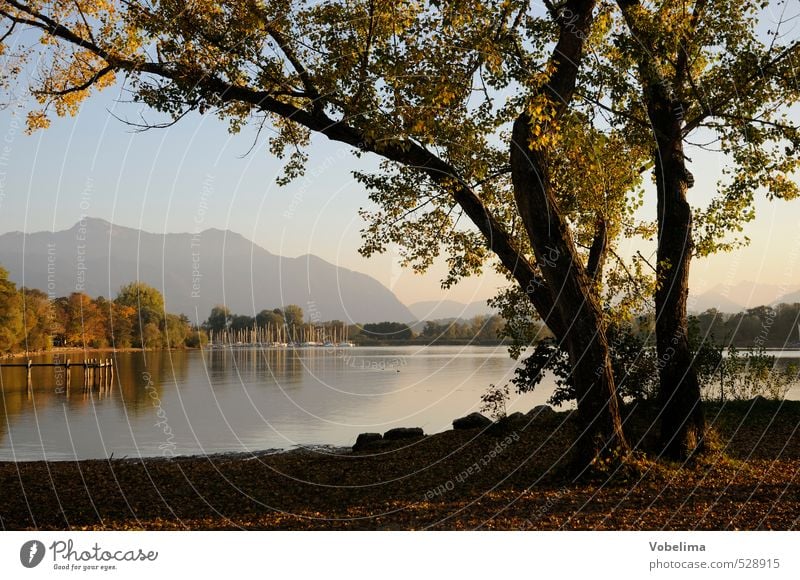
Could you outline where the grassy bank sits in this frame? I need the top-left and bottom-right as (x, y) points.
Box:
(1, 399), (798, 530)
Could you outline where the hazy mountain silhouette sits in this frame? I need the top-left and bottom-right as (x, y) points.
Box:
(688, 290), (745, 314)
(689, 280), (800, 313)
(773, 289), (800, 305)
(407, 299), (496, 321)
(0, 218), (413, 323)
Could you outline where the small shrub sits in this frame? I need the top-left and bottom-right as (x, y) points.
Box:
(480, 383), (509, 419)
(502, 325), (658, 407)
(702, 346), (798, 401)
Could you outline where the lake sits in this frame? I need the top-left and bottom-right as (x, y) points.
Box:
(2, 346), (799, 461)
(0, 346), (549, 461)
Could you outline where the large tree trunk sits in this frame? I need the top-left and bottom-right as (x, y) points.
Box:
(506, 0), (628, 471)
(648, 92), (707, 460)
(511, 115), (629, 472)
(565, 313), (629, 470)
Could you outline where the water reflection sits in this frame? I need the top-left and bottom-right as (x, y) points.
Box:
(1, 347), (798, 461)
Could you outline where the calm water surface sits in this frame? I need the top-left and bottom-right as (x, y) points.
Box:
(2, 346), (798, 461)
(0, 346), (555, 461)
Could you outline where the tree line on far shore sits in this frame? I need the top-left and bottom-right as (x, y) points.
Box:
(690, 306), (800, 349)
(0, 266), (202, 352)
(3, 257), (799, 355)
(201, 304), (509, 344)
(0, 265), (513, 353)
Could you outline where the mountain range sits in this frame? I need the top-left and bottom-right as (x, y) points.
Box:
(407, 299), (497, 321)
(0, 218), (414, 323)
(689, 280), (800, 313)
(409, 283), (800, 321)
(2, 220), (797, 323)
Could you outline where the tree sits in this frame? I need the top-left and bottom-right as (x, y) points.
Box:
(256, 309), (284, 329)
(93, 295), (113, 348)
(63, 292), (105, 347)
(141, 322), (162, 349)
(774, 304), (800, 347)
(0, 266), (22, 352)
(607, 0), (799, 458)
(0, 0), (683, 468)
(164, 313), (191, 347)
(107, 302), (136, 348)
(115, 282), (165, 329)
(281, 305), (304, 328)
(230, 314), (255, 332)
(205, 305), (231, 334)
(50, 296), (69, 346)
(512, 324), (659, 407)
(185, 327), (209, 348)
(473, 314), (505, 342)
(19, 287), (53, 351)
(362, 322), (414, 341)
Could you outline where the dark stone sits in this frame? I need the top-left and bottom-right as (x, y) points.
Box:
(352, 432), (382, 451)
(383, 427), (424, 440)
(452, 412), (492, 430)
(488, 411), (528, 436)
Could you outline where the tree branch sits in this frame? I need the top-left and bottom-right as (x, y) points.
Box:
(3, 0), (563, 337)
(587, 217), (608, 281)
(683, 39), (800, 134)
(636, 250), (656, 273)
(0, 17), (15, 42)
(33, 65), (113, 97)
(673, 0), (707, 92)
(575, 89), (650, 128)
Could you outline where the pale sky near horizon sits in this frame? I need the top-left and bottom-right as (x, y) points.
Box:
(0, 30), (798, 306)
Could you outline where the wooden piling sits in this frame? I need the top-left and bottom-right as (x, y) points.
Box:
(6, 358), (117, 393)
(26, 359), (32, 398)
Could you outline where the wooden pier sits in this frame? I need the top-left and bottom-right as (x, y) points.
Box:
(1, 358), (114, 392)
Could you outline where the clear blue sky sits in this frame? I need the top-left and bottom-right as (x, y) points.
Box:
(0, 55), (798, 307)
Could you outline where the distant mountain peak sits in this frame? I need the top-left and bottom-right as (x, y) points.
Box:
(689, 279), (800, 313)
(0, 220), (413, 323)
(408, 298), (496, 321)
(71, 216), (115, 229)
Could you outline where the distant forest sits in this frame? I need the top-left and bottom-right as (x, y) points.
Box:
(202, 304), (509, 345)
(2, 262), (798, 354)
(0, 265), (509, 353)
(689, 305), (800, 349)
(0, 266), (203, 352)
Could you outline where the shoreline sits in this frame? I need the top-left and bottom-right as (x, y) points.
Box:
(1, 346), (185, 360)
(1, 399), (798, 530)
(0, 443), (350, 465)
(5, 343), (800, 363)
(0, 396), (791, 466)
